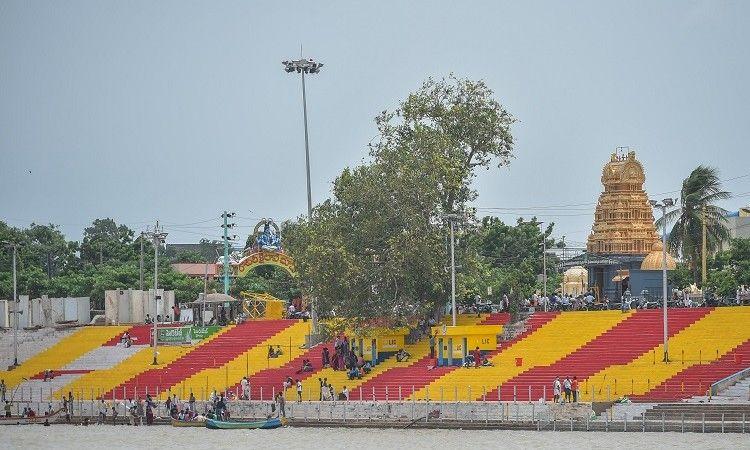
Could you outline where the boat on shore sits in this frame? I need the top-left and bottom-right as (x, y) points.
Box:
(205, 417), (286, 430)
(0, 408), (65, 426)
(171, 418), (206, 427)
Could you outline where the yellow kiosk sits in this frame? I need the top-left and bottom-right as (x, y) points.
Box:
(350, 327), (410, 365)
(431, 324), (503, 366)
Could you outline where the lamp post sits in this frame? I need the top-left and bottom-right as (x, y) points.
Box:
(649, 198), (677, 362)
(283, 53), (323, 333)
(442, 214), (464, 327)
(2, 241), (21, 367)
(147, 223), (168, 365)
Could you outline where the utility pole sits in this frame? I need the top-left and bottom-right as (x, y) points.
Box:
(561, 235), (566, 298)
(542, 225), (547, 311)
(220, 212), (237, 295)
(3, 241), (21, 367)
(443, 214), (462, 327)
(145, 222), (168, 365)
(702, 206), (707, 286)
(139, 232), (145, 291)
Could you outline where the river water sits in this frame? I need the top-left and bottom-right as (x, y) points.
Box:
(6, 426), (745, 449)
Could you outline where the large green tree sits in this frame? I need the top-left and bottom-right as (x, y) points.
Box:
(285, 76), (517, 324)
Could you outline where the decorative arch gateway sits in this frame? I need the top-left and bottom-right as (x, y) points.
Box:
(231, 219), (300, 319)
(233, 249), (297, 277)
(232, 218), (297, 277)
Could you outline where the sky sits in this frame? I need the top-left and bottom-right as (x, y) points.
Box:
(1, 1), (749, 249)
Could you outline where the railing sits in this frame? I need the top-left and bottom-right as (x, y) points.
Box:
(8, 398), (748, 433)
(710, 367), (750, 396)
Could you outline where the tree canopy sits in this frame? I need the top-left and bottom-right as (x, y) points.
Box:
(285, 75), (521, 324)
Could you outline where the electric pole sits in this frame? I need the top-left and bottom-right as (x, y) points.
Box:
(145, 222), (168, 365)
(3, 241), (21, 367)
(442, 213), (463, 327)
(139, 232), (145, 291)
(702, 206), (707, 286)
(220, 212), (237, 295)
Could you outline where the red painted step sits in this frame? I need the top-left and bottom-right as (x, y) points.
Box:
(228, 340), (334, 400)
(631, 339), (750, 402)
(488, 308), (713, 401)
(103, 325), (154, 346)
(105, 320), (295, 398)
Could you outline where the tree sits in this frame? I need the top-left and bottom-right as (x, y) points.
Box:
(657, 166), (731, 285)
(80, 218), (136, 265)
(285, 76), (517, 324)
(465, 217), (560, 303)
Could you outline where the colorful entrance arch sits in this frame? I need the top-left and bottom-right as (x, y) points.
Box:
(233, 250), (296, 277)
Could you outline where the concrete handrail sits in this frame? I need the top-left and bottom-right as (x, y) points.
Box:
(710, 366), (750, 396)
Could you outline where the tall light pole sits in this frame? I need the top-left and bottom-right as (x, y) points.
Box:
(3, 241), (21, 367)
(650, 198), (677, 362)
(282, 54), (323, 220)
(443, 214), (463, 327)
(147, 222), (168, 365)
(283, 52), (323, 333)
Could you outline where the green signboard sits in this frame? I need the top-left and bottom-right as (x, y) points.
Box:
(156, 325), (221, 344)
(191, 326), (220, 341)
(156, 326), (191, 344)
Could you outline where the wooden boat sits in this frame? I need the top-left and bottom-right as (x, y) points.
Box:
(171, 418), (205, 427)
(0, 408), (65, 426)
(205, 417), (287, 430)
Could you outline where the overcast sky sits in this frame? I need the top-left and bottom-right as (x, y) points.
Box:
(2, 1), (749, 248)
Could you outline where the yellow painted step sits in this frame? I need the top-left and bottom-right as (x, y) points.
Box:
(0, 326), (129, 388)
(54, 346), (188, 400)
(54, 325), (236, 400)
(409, 310), (631, 400)
(174, 320), (311, 400)
(584, 307), (750, 396)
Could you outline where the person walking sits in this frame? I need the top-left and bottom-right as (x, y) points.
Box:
(0, 379), (6, 402)
(145, 394), (155, 425)
(572, 376), (579, 403)
(563, 377), (572, 403)
(97, 399), (107, 424)
(296, 379), (303, 403)
(241, 376), (250, 400)
(553, 377), (561, 403)
(189, 392), (196, 412)
(473, 347), (482, 368)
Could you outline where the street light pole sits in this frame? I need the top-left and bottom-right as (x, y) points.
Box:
(12, 243), (17, 367)
(650, 198), (676, 362)
(442, 214), (462, 327)
(147, 222), (168, 366)
(283, 53), (323, 333)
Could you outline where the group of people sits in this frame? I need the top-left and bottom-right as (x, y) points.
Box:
(526, 292), (605, 312)
(552, 376), (579, 403)
(267, 345), (284, 359)
(316, 377), (349, 402)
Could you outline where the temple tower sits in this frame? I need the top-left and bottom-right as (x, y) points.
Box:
(587, 151), (659, 255)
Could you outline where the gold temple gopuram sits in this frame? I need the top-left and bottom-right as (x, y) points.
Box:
(562, 150), (675, 301)
(587, 151), (659, 255)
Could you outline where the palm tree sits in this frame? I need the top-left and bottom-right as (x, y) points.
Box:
(656, 166), (731, 285)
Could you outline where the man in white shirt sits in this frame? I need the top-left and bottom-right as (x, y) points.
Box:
(342, 386), (349, 401)
(241, 376), (249, 400)
(553, 377), (561, 403)
(296, 379), (303, 403)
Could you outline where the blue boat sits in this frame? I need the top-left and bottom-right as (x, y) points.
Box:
(205, 417), (286, 430)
